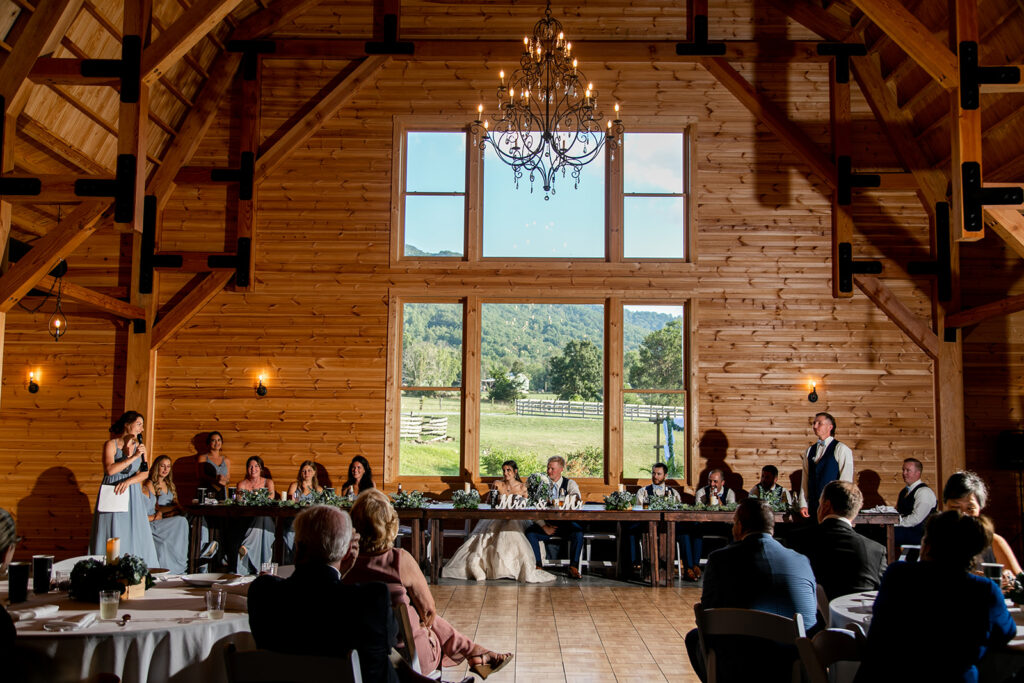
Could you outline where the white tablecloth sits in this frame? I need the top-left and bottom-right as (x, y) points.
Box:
(828, 591), (877, 632)
(5, 579), (255, 683)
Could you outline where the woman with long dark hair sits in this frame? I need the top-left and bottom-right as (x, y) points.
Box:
(442, 460), (553, 583)
(341, 456), (374, 496)
(198, 431), (230, 498)
(234, 456), (276, 574)
(89, 411), (159, 567)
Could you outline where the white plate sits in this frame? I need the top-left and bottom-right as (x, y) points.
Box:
(180, 573), (238, 587)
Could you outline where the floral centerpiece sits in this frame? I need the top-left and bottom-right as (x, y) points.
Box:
(70, 555), (154, 602)
(452, 489), (481, 510)
(226, 488), (275, 507)
(649, 495), (685, 511)
(391, 489), (429, 509)
(526, 472), (550, 505)
(1007, 572), (1024, 605)
(603, 490), (635, 511)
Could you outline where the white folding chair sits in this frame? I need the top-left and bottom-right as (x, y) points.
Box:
(693, 603), (806, 683)
(796, 627), (864, 683)
(224, 643), (362, 683)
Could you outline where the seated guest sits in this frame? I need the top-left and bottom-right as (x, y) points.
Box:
(628, 463), (680, 573)
(684, 498), (817, 683)
(524, 456), (584, 579)
(341, 455), (375, 497)
(679, 469), (736, 581)
(943, 471), (1022, 582)
(248, 505), (399, 682)
(198, 431), (230, 499)
(1, 509), (16, 654)
(788, 480), (886, 600)
(142, 455), (190, 573)
(235, 455), (276, 574)
(854, 511), (1015, 683)
(895, 457), (936, 547)
(287, 460), (323, 501)
(345, 489), (512, 679)
(748, 465), (792, 508)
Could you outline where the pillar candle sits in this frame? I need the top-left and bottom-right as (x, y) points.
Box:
(105, 537), (120, 564)
(618, 483), (625, 493)
(464, 482), (471, 493)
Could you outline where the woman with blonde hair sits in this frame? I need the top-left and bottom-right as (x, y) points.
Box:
(142, 455), (189, 573)
(344, 489), (512, 679)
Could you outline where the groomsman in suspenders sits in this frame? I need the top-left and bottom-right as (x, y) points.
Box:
(525, 456), (585, 579)
(894, 457), (937, 546)
(798, 412), (853, 520)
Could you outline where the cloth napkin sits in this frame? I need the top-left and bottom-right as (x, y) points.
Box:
(46, 612), (97, 630)
(862, 505), (898, 514)
(8, 604), (59, 621)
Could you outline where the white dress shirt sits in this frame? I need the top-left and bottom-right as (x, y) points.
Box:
(798, 436), (854, 509)
(695, 486), (736, 505)
(636, 483), (681, 504)
(897, 480), (937, 527)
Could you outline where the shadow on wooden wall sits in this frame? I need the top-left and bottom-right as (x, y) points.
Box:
(16, 467), (92, 561)
(858, 469), (886, 509)
(698, 429), (745, 495)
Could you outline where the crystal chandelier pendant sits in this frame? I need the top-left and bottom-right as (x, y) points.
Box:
(471, 1), (623, 198)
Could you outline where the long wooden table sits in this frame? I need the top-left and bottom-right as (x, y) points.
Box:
(183, 503), (425, 572)
(425, 503), (663, 586)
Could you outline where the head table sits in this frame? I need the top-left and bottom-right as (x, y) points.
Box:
(5, 578), (254, 683)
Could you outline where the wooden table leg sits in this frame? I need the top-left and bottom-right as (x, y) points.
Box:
(886, 523), (895, 563)
(615, 521), (623, 580)
(272, 516), (285, 565)
(411, 519), (422, 568)
(648, 520), (660, 588)
(666, 520), (676, 586)
(188, 514), (202, 573)
(430, 519), (441, 584)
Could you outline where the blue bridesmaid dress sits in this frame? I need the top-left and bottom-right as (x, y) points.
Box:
(144, 488), (189, 573)
(89, 447), (160, 568)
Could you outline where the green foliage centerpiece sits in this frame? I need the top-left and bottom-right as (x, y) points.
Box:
(229, 488), (274, 506)
(452, 489), (481, 509)
(1007, 573), (1024, 604)
(649, 495), (684, 511)
(70, 555), (154, 602)
(603, 490), (636, 511)
(526, 472), (551, 505)
(391, 489), (429, 509)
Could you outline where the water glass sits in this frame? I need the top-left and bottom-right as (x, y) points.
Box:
(196, 488), (207, 504)
(260, 561), (278, 576)
(8, 562), (30, 603)
(205, 588), (225, 620)
(32, 555), (53, 595)
(982, 562), (1004, 581)
(227, 486), (237, 500)
(99, 589), (120, 620)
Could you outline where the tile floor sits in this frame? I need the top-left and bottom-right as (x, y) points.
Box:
(431, 576), (704, 682)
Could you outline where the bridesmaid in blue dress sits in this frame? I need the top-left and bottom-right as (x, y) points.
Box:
(198, 431), (231, 499)
(142, 456), (189, 573)
(89, 411), (159, 568)
(235, 455), (276, 574)
(283, 461), (324, 561)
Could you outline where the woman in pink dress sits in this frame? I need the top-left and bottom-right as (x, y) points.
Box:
(345, 489), (512, 679)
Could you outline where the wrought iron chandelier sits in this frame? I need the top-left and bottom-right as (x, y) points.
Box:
(47, 267), (67, 342)
(472, 2), (623, 199)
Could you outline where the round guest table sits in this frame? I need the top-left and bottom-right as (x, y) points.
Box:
(5, 578), (254, 683)
(828, 590), (877, 631)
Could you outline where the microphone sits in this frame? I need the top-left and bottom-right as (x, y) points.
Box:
(137, 433), (148, 471)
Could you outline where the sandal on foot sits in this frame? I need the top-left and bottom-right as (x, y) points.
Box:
(469, 652), (513, 679)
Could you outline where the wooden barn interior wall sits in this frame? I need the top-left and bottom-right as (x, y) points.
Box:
(8, 49), (1013, 561)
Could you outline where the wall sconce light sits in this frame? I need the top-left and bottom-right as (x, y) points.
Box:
(28, 372), (39, 394)
(256, 375), (268, 397)
(808, 381), (818, 403)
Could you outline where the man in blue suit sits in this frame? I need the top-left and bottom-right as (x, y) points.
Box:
(685, 498), (817, 683)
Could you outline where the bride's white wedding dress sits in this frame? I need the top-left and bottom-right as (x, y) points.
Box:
(442, 518), (556, 583)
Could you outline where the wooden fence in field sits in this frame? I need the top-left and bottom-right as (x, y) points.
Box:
(514, 399), (684, 421)
(400, 414), (449, 440)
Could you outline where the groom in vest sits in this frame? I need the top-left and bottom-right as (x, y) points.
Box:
(798, 412), (853, 521)
(525, 456), (585, 579)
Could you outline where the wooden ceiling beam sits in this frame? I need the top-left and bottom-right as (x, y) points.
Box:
(950, 0), (983, 242)
(29, 58), (119, 86)
(855, 275), (940, 359)
(147, 52), (242, 206)
(700, 57), (836, 188)
(255, 55), (388, 184)
(0, 200), (109, 312)
(230, 0), (326, 41)
(984, 207), (1024, 259)
(36, 273), (144, 319)
(764, 0), (852, 42)
(0, 173), (113, 202)
(151, 270), (233, 350)
(142, 0), (244, 85)
(266, 38), (830, 63)
(849, 0), (958, 90)
(0, 0), (79, 110)
(234, 55), (260, 292)
(945, 292), (1024, 329)
(831, 59), (854, 299)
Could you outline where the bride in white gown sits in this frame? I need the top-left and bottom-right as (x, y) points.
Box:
(442, 460), (555, 583)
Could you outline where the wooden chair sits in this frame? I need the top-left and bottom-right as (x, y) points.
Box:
(815, 583), (831, 629)
(693, 603), (806, 683)
(796, 628), (864, 683)
(223, 644), (362, 683)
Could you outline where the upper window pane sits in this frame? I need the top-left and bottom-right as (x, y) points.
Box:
(624, 305), (685, 391)
(478, 303), (604, 478)
(406, 132), (465, 193)
(624, 197), (685, 259)
(623, 133), (684, 194)
(482, 146), (605, 258)
(404, 196), (465, 257)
